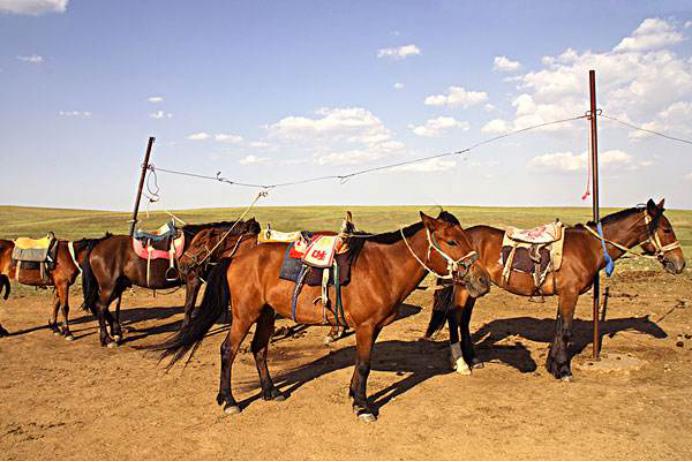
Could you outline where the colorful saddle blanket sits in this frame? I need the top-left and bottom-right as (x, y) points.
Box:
(12, 233), (57, 263)
(132, 233), (185, 261)
(500, 221), (565, 295)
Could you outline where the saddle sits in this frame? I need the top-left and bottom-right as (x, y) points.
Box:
(132, 221), (185, 286)
(12, 232), (58, 283)
(270, 213), (358, 326)
(501, 220), (565, 302)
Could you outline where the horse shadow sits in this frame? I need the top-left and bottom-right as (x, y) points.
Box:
(471, 315), (667, 371)
(242, 337), (463, 414)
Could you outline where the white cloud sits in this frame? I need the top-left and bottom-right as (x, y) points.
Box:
(409, 116), (469, 137)
(394, 82), (405, 90)
(58, 110), (91, 118)
(377, 44), (421, 60)
(493, 55), (521, 72)
(391, 158), (457, 173)
(149, 111), (172, 119)
(528, 150), (635, 172)
(187, 132), (210, 140)
(685, 21), (692, 29)
(147, 96), (163, 103)
(497, 18), (692, 135)
(214, 133), (243, 144)
(481, 118), (511, 134)
(269, 107), (406, 166)
(685, 172), (692, 180)
(239, 155), (270, 165)
(614, 18), (684, 52)
(424, 86), (488, 108)
(17, 54), (43, 64)
(0, 0), (67, 15)
(248, 141), (272, 149)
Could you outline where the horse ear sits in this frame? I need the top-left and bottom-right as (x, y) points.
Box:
(657, 198), (666, 212)
(420, 212), (438, 231)
(646, 199), (659, 217)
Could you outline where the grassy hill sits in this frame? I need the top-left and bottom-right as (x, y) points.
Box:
(0, 205), (690, 271)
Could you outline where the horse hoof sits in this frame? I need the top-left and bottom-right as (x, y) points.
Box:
(357, 412), (377, 423)
(64, 334), (75, 341)
(561, 374), (573, 382)
(113, 335), (122, 343)
(472, 361), (484, 370)
(223, 404), (242, 415)
(107, 341), (118, 349)
(273, 393), (286, 402)
(52, 331), (61, 336)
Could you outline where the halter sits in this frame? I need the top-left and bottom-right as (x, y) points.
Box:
(400, 228), (478, 281)
(585, 211), (681, 260)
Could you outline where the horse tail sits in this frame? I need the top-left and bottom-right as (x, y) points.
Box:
(150, 258), (232, 369)
(0, 274), (10, 300)
(80, 251), (99, 315)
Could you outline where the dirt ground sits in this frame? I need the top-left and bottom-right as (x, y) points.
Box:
(1, 269), (691, 460)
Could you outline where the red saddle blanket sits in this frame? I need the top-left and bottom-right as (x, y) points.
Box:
(132, 234), (185, 260)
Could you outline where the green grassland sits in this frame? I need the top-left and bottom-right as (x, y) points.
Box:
(1, 204), (690, 272)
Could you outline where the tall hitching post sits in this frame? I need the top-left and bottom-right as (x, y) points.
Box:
(588, 70), (601, 359)
(129, 137), (155, 237)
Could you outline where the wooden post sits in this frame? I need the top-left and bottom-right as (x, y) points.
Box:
(588, 70), (601, 359)
(129, 137), (155, 237)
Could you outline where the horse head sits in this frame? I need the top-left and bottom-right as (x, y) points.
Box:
(640, 198), (686, 274)
(421, 211), (491, 297)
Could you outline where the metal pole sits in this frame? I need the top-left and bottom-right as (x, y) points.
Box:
(129, 137), (155, 237)
(588, 70), (600, 359)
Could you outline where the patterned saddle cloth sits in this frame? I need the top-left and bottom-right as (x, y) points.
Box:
(500, 221), (565, 295)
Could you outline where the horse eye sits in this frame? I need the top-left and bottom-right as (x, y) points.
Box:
(447, 240), (458, 246)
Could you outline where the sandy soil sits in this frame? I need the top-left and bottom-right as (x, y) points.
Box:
(1, 269), (691, 460)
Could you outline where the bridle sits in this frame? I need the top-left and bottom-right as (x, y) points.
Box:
(181, 232), (251, 273)
(585, 211), (681, 262)
(400, 227), (478, 281)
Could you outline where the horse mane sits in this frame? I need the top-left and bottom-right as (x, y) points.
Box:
(351, 210), (461, 246)
(579, 205), (658, 233)
(182, 218), (260, 236)
(72, 233), (113, 252)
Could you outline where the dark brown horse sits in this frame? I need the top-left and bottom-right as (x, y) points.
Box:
(424, 199), (686, 380)
(81, 219), (260, 347)
(0, 237), (105, 339)
(153, 211), (491, 422)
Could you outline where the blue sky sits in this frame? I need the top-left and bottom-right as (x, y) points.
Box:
(1, 0), (691, 211)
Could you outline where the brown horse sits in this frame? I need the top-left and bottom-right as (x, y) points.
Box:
(0, 237), (106, 339)
(424, 199), (686, 380)
(81, 219), (260, 347)
(153, 211), (491, 422)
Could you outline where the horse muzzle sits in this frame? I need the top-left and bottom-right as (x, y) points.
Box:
(460, 262), (491, 298)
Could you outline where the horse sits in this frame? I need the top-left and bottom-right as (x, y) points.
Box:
(81, 219), (261, 347)
(423, 199), (686, 380)
(179, 213), (359, 343)
(0, 236), (106, 339)
(152, 211), (491, 422)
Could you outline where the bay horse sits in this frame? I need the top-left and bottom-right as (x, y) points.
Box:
(81, 219), (261, 347)
(424, 199), (686, 380)
(0, 237), (106, 339)
(153, 211), (491, 422)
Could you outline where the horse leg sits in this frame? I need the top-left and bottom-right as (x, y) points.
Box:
(251, 307), (284, 401)
(217, 317), (253, 415)
(95, 286), (117, 348)
(182, 274), (201, 327)
(48, 290), (61, 335)
(349, 325), (381, 422)
(460, 296), (481, 369)
(57, 283), (74, 341)
(111, 295), (123, 341)
(546, 291), (578, 380)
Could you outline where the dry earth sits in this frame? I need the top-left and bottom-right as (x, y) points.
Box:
(1, 270), (691, 460)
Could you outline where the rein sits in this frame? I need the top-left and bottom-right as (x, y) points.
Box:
(400, 228), (477, 281)
(584, 212), (681, 260)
